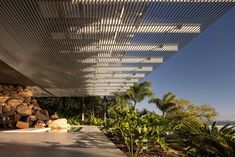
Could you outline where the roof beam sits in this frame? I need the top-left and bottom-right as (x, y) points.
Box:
(74, 24), (200, 34)
(83, 73), (145, 78)
(85, 83), (134, 87)
(81, 57), (163, 64)
(86, 86), (130, 90)
(83, 66), (153, 72)
(85, 78), (139, 83)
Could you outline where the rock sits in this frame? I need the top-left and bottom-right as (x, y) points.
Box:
(16, 121), (29, 129)
(48, 119), (70, 129)
(16, 105), (32, 116)
(28, 104), (35, 109)
(31, 99), (37, 104)
(2, 90), (10, 96)
(35, 110), (49, 121)
(24, 97), (31, 104)
(10, 90), (17, 94)
(18, 90), (32, 97)
(10, 93), (20, 99)
(8, 85), (14, 90)
(33, 106), (41, 111)
(42, 109), (49, 117)
(50, 114), (59, 120)
(2, 85), (10, 90)
(34, 123), (45, 128)
(21, 103), (28, 106)
(29, 115), (37, 121)
(0, 102), (6, 106)
(7, 98), (23, 108)
(0, 96), (9, 103)
(16, 86), (23, 92)
(3, 105), (11, 113)
(31, 99), (40, 107)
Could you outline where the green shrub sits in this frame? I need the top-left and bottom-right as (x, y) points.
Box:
(91, 117), (104, 126)
(104, 107), (171, 157)
(168, 121), (235, 157)
(67, 117), (80, 125)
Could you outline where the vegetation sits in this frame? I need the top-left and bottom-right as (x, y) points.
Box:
(36, 81), (234, 157)
(125, 81), (153, 109)
(149, 92), (176, 116)
(107, 108), (171, 157)
(168, 121), (235, 157)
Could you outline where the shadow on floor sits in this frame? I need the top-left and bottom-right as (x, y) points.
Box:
(0, 141), (124, 157)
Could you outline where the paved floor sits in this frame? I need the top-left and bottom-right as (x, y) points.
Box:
(0, 125), (126, 157)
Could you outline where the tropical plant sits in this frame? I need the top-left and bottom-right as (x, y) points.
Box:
(149, 92), (176, 116)
(126, 81), (153, 109)
(105, 107), (171, 157)
(168, 121), (235, 157)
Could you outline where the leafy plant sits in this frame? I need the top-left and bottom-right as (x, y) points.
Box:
(106, 107), (171, 157)
(168, 121), (235, 157)
(91, 117), (104, 126)
(67, 117), (80, 125)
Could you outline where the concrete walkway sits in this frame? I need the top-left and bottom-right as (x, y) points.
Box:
(0, 125), (126, 157)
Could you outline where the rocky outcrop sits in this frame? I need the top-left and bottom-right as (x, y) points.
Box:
(0, 84), (50, 129)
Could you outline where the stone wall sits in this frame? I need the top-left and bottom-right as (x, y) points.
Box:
(0, 84), (54, 129)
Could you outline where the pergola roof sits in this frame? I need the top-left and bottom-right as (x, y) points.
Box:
(0, 0), (234, 96)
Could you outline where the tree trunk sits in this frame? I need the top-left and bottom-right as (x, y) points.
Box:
(82, 97), (85, 122)
(104, 102), (107, 122)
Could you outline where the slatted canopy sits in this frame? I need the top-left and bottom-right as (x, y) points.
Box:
(0, 0), (234, 96)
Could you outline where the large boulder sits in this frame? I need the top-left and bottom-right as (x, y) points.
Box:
(48, 119), (70, 129)
(35, 110), (49, 121)
(7, 98), (23, 108)
(16, 105), (32, 116)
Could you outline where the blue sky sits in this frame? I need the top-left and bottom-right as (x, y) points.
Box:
(138, 7), (235, 120)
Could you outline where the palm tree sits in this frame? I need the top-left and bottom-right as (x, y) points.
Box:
(149, 92), (176, 116)
(126, 81), (153, 110)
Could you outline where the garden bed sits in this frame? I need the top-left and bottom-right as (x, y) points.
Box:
(104, 132), (180, 157)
